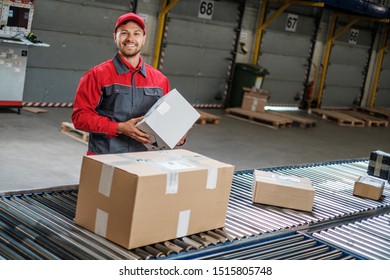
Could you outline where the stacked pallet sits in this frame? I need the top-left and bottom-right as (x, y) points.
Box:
(60, 122), (89, 144)
(308, 108), (389, 127)
(225, 108), (291, 129)
(343, 110), (388, 127)
(308, 109), (365, 127)
(225, 108), (316, 129)
(268, 111), (316, 128)
(225, 87), (316, 129)
(196, 110), (220, 125)
(357, 107), (390, 120)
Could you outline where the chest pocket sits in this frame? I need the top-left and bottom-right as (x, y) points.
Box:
(97, 85), (163, 122)
(138, 88), (163, 116)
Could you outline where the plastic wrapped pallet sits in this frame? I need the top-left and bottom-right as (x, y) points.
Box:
(367, 150), (390, 181)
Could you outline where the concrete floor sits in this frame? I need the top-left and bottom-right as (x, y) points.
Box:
(1, 107), (390, 194)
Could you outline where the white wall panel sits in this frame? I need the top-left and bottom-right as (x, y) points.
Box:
(257, 7), (317, 106)
(23, 0), (129, 103)
(162, 0), (241, 106)
(321, 23), (373, 108)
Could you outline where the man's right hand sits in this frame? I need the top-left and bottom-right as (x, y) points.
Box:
(116, 116), (152, 144)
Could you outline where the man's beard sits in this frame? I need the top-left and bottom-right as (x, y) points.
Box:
(120, 48), (142, 58)
(119, 40), (143, 58)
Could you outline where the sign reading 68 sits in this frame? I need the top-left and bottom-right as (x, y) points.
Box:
(198, 0), (214, 20)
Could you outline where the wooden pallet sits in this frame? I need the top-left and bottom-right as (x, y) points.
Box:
(225, 108), (293, 129)
(357, 107), (390, 120)
(308, 109), (365, 127)
(22, 107), (48, 114)
(342, 110), (389, 127)
(196, 110), (220, 125)
(268, 111), (316, 128)
(60, 122), (89, 144)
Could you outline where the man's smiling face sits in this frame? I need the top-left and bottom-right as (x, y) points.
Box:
(114, 21), (146, 59)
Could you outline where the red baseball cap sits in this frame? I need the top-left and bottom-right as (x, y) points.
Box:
(114, 13), (146, 34)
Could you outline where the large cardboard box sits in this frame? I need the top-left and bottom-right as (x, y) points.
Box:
(241, 87), (270, 113)
(74, 149), (234, 250)
(136, 89), (200, 150)
(252, 170), (315, 212)
(353, 175), (385, 201)
(367, 150), (390, 181)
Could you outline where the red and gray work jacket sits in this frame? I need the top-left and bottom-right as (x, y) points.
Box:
(72, 53), (170, 154)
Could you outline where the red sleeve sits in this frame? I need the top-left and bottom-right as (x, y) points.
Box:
(71, 70), (118, 137)
(163, 75), (170, 96)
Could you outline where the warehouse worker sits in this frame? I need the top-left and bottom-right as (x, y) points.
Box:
(72, 12), (186, 154)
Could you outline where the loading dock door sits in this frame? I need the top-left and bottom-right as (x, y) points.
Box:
(374, 47), (390, 107)
(257, 8), (317, 106)
(321, 25), (373, 108)
(161, 0), (240, 107)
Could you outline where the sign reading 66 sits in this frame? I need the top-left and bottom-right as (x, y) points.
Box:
(198, 0), (214, 20)
(349, 29), (359, 45)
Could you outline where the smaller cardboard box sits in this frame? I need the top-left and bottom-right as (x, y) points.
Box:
(136, 89), (200, 150)
(353, 175), (385, 201)
(252, 170), (315, 212)
(241, 87), (270, 113)
(367, 150), (390, 180)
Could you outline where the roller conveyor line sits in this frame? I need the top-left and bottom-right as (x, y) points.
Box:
(0, 159), (389, 260)
(312, 213), (390, 260)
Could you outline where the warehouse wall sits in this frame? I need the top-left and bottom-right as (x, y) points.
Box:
(23, 0), (131, 104)
(372, 24), (390, 107)
(236, 0), (259, 65)
(159, 0), (243, 106)
(21, 0), (390, 108)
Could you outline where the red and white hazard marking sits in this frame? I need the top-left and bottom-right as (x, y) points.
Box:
(23, 102), (73, 107)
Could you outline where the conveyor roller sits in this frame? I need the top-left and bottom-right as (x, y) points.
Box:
(1, 159), (389, 260)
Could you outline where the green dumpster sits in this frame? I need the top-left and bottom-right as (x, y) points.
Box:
(228, 63), (268, 108)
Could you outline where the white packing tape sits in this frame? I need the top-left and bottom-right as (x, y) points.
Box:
(104, 156), (180, 194)
(374, 154), (383, 177)
(100, 154), (216, 195)
(206, 166), (218, 189)
(166, 171), (179, 194)
(176, 209), (191, 238)
(251, 99), (258, 111)
(359, 176), (385, 188)
(157, 160), (196, 194)
(185, 155), (219, 190)
(98, 164), (115, 197)
(95, 209), (109, 238)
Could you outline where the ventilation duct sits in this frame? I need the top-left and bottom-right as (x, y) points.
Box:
(311, 0), (390, 18)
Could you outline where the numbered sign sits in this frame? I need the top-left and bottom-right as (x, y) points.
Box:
(349, 29), (359, 45)
(198, 0), (214, 20)
(285, 14), (298, 32)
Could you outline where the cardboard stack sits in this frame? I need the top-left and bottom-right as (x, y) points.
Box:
(241, 87), (270, 113)
(252, 170), (315, 212)
(74, 149), (234, 250)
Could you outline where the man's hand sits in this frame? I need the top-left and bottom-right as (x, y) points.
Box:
(176, 132), (188, 146)
(117, 116), (152, 144)
(176, 125), (194, 147)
